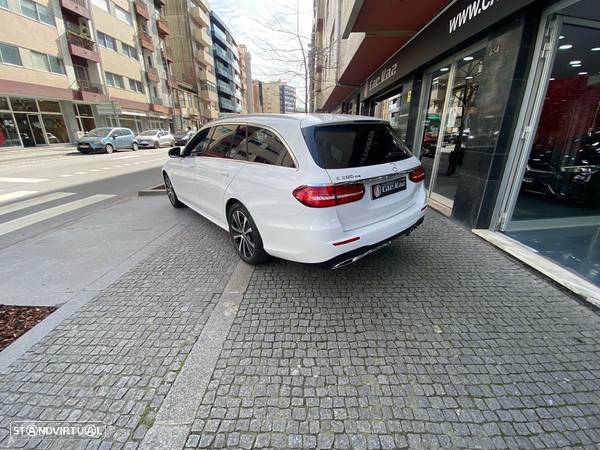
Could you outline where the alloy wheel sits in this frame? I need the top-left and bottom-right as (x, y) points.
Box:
(165, 176), (176, 204)
(230, 210), (254, 258)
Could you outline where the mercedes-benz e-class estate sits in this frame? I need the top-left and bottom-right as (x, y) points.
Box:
(162, 114), (427, 268)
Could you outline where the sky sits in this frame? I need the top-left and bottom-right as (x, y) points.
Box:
(210, 0), (313, 110)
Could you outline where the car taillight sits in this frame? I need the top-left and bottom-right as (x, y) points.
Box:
(409, 165), (426, 183)
(292, 184), (365, 208)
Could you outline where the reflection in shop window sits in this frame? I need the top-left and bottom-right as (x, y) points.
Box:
(0, 113), (20, 146)
(41, 115), (68, 143)
(10, 97), (37, 112)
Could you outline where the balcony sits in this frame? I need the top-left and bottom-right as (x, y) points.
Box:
(162, 46), (174, 63)
(218, 97), (236, 112)
(59, 0), (90, 19)
(66, 32), (100, 62)
(195, 49), (211, 67)
(134, 0), (149, 21)
(216, 79), (233, 96)
(146, 66), (159, 82)
(200, 87), (218, 102)
(139, 31), (154, 51)
(193, 28), (211, 48)
(190, 6), (209, 27)
(157, 18), (170, 36)
(215, 62), (234, 81)
(72, 79), (108, 102)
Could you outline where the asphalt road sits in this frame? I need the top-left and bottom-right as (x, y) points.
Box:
(0, 146), (168, 250)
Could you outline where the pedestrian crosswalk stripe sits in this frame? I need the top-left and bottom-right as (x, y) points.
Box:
(0, 194), (115, 237)
(58, 174), (73, 178)
(0, 192), (74, 217)
(0, 177), (48, 183)
(0, 191), (37, 205)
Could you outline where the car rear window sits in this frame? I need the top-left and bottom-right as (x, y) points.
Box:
(303, 123), (412, 169)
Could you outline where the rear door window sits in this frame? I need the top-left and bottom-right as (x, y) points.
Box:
(203, 124), (237, 158)
(304, 123), (412, 169)
(247, 126), (295, 167)
(228, 125), (248, 161)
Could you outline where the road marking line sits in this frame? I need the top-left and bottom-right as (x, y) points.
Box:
(0, 192), (74, 217)
(101, 167), (111, 170)
(115, 155), (140, 160)
(0, 191), (37, 205)
(58, 174), (73, 178)
(75, 171), (87, 175)
(0, 194), (115, 237)
(0, 177), (48, 183)
(89, 169), (100, 172)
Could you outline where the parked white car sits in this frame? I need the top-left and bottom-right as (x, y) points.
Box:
(162, 114), (427, 268)
(136, 129), (174, 148)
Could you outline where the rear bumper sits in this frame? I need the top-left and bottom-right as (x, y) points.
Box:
(262, 193), (427, 264)
(323, 217), (423, 269)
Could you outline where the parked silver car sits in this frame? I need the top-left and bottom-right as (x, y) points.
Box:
(77, 127), (138, 154)
(136, 129), (175, 149)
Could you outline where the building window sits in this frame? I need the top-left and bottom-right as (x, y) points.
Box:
(31, 51), (49, 71)
(0, 0), (8, 9)
(97, 31), (117, 51)
(122, 42), (138, 59)
(41, 114), (68, 143)
(114, 4), (131, 24)
(105, 71), (124, 89)
(48, 55), (65, 74)
(128, 78), (143, 93)
(20, 0), (55, 26)
(90, 0), (107, 11)
(0, 42), (22, 66)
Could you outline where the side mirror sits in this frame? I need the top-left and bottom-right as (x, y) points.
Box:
(111, 135), (116, 139)
(168, 147), (182, 158)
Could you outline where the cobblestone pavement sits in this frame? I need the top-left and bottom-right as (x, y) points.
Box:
(189, 213), (600, 449)
(0, 218), (238, 449)
(0, 211), (599, 449)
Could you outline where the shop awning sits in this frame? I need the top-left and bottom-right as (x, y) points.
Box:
(320, 0), (451, 111)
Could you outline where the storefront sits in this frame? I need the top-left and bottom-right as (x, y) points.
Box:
(0, 96), (71, 147)
(361, 0), (599, 287)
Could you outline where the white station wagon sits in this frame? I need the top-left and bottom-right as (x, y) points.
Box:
(162, 114), (427, 268)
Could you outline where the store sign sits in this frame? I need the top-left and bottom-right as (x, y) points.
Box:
(364, 0), (535, 99)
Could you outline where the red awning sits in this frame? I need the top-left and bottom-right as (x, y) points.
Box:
(321, 0), (451, 111)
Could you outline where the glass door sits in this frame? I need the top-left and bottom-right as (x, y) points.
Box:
(416, 45), (487, 210)
(499, 0), (600, 286)
(14, 113), (35, 147)
(27, 114), (47, 145)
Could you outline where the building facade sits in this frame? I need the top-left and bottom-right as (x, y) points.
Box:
(280, 83), (295, 113)
(312, 0), (600, 289)
(164, 0), (218, 128)
(0, 0), (180, 148)
(210, 11), (242, 114)
(238, 44), (252, 113)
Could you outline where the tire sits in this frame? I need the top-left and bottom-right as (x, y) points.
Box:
(227, 202), (270, 265)
(154, 140), (160, 149)
(105, 144), (114, 154)
(164, 173), (185, 208)
(132, 142), (139, 151)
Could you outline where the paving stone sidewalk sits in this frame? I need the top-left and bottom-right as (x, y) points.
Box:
(0, 211), (599, 449)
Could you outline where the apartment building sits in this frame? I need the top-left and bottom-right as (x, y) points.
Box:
(0, 0), (179, 148)
(164, 0), (218, 128)
(210, 11), (242, 114)
(237, 44), (252, 113)
(280, 83), (295, 113)
(311, 0), (600, 290)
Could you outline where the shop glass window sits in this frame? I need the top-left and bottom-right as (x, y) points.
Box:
(247, 126), (295, 167)
(38, 101), (61, 113)
(10, 97), (37, 112)
(49, 56), (65, 74)
(79, 116), (95, 132)
(204, 125), (237, 158)
(0, 42), (22, 66)
(0, 113), (20, 146)
(41, 114), (68, 143)
(31, 51), (50, 72)
(0, 97), (8, 110)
